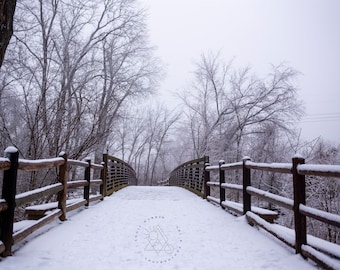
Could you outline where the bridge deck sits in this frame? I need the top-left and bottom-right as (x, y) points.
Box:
(0, 186), (314, 269)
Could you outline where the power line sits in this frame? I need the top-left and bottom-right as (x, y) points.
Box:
(300, 112), (340, 123)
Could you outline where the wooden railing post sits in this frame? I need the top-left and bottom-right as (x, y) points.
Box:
(178, 168), (180, 186)
(243, 156), (251, 215)
(58, 152), (67, 221)
(292, 155), (306, 254)
(84, 158), (91, 207)
(195, 161), (199, 191)
(100, 161), (105, 200)
(203, 156), (210, 199)
(1, 147), (19, 256)
(219, 160), (225, 207)
(102, 154), (108, 197)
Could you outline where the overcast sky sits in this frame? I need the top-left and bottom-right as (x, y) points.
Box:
(142, 0), (340, 143)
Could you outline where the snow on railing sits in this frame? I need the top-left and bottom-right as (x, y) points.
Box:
(18, 157), (65, 171)
(245, 160), (292, 174)
(170, 155), (340, 269)
(298, 163), (340, 178)
(221, 161), (243, 170)
(0, 147), (118, 257)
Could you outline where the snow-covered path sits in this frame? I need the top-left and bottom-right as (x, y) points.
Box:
(1, 186), (315, 270)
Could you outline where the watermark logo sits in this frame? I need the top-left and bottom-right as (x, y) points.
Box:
(135, 216), (182, 264)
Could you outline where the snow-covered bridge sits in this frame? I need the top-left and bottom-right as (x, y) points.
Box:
(1, 149), (340, 269)
(0, 186), (315, 270)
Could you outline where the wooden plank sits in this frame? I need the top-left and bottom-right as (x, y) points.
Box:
(67, 180), (88, 189)
(298, 164), (340, 178)
(299, 204), (340, 228)
(13, 209), (62, 245)
(221, 162), (242, 171)
(245, 161), (291, 174)
(301, 245), (339, 270)
(207, 181), (219, 186)
(305, 237), (340, 260)
(25, 209), (48, 220)
(0, 158), (10, 170)
(205, 165), (219, 171)
(18, 157), (64, 171)
(15, 183), (63, 207)
(222, 201), (279, 223)
(221, 183), (242, 191)
(0, 200), (8, 213)
(246, 186), (294, 210)
(67, 160), (103, 169)
(221, 201), (243, 216)
(66, 199), (87, 212)
(246, 212), (295, 249)
(90, 163), (103, 170)
(90, 179), (103, 185)
(89, 194), (103, 203)
(68, 159), (89, 167)
(26, 199), (87, 219)
(207, 196), (220, 204)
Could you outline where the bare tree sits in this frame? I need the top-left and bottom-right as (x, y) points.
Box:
(179, 52), (303, 162)
(111, 104), (180, 185)
(0, 0), (160, 190)
(178, 52), (232, 158)
(0, 0), (16, 68)
(1, 0), (158, 155)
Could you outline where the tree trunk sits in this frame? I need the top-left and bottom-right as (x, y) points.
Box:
(0, 0), (16, 68)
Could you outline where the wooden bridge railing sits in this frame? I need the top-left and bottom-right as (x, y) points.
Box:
(168, 155), (340, 270)
(103, 154), (137, 196)
(169, 156), (209, 197)
(0, 147), (136, 257)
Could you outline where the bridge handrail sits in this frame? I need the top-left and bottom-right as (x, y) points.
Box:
(170, 155), (340, 269)
(168, 156), (209, 197)
(0, 147), (136, 257)
(103, 154), (137, 196)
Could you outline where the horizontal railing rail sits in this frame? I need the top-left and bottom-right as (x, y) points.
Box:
(0, 147), (136, 257)
(170, 155), (340, 269)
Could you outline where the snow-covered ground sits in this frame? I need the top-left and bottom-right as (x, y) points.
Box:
(0, 186), (316, 270)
